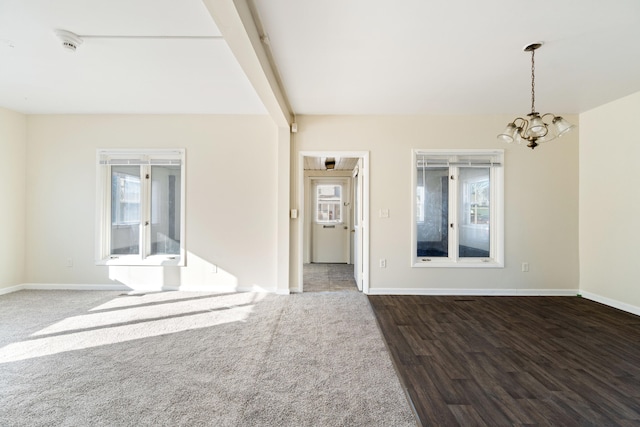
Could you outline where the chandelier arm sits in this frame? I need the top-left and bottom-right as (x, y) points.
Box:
(512, 117), (527, 126)
(513, 117), (529, 139)
(540, 113), (556, 124)
(519, 120), (531, 141)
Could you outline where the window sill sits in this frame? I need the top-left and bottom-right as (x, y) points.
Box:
(412, 259), (503, 268)
(96, 255), (184, 267)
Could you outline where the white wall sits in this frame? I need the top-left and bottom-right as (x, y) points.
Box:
(25, 115), (279, 292)
(0, 108), (27, 290)
(580, 90), (640, 310)
(292, 115), (579, 294)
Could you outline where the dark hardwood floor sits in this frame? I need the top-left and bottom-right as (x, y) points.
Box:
(368, 295), (640, 426)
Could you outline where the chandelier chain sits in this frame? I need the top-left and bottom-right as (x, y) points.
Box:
(530, 49), (536, 114)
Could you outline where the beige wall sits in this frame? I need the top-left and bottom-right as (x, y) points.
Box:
(580, 91), (640, 309)
(0, 110), (586, 296)
(292, 115), (580, 293)
(0, 108), (27, 290)
(25, 115), (279, 291)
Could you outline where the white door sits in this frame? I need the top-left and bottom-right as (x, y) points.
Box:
(353, 163), (364, 290)
(311, 180), (350, 263)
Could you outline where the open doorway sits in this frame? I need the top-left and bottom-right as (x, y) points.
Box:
(297, 151), (369, 293)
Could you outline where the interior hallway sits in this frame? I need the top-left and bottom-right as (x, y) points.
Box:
(303, 263), (358, 292)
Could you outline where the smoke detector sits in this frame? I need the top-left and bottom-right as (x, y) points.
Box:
(54, 29), (83, 52)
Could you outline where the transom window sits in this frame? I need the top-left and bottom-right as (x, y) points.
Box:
(412, 149), (504, 268)
(96, 149), (185, 266)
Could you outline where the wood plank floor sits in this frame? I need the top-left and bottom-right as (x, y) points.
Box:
(368, 295), (640, 426)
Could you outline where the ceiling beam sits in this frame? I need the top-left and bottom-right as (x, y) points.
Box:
(202, 0), (292, 128)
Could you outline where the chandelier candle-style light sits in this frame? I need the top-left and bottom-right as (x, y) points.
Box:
(497, 43), (575, 149)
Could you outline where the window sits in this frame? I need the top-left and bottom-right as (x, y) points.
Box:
(316, 184), (342, 223)
(412, 149), (503, 267)
(96, 149), (185, 266)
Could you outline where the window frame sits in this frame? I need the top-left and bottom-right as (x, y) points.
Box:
(411, 149), (504, 268)
(95, 149), (186, 266)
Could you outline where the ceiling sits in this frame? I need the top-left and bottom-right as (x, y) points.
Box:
(0, 0), (265, 114)
(253, 0), (640, 115)
(304, 156), (359, 171)
(2, 0), (640, 116)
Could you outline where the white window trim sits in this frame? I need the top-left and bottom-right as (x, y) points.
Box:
(313, 179), (347, 224)
(95, 149), (186, 267)
(411, 149), (504, 268)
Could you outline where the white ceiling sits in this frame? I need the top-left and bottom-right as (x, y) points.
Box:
(253, 0), (640, 115)
(2, 0), (640, 116)
(0, 0), (265, 114)
(304, 156), (359, 171)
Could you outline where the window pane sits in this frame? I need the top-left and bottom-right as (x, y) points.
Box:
(111, 166), (140, 255)
(458, 167), (490, 258)
(416, 167), (449, 257)
(150, 165), (181, 255)
(316, 184), (342, 222)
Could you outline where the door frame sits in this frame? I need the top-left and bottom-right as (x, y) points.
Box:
(297, 151), (370, 293)
(352, 161), (363, 290)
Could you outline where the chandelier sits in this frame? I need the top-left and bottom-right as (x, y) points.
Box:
(497, 43), (575, 149)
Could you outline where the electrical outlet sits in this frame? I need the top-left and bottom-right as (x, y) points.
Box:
(66, 257), (73, 267)
(522, 262), (529, 272)
(379, 259), (387, 268)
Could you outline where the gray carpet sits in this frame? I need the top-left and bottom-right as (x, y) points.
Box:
(0, 290), (416, 426)
(303, 263), (358, 292)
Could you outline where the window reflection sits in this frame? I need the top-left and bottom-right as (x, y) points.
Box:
(111, 166), (140, 255)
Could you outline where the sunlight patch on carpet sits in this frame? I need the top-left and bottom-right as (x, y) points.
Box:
(0, 292), (262, 364)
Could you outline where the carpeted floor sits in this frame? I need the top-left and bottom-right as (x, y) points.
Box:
(303, 263), (358, 292)
(0, 290), (416, 426)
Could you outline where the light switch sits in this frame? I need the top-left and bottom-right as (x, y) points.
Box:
(380, 209), (389, 218)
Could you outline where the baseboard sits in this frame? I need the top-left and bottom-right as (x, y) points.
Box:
(175, 284), (278, 293)
(514, 289), (579, 296)
(0, 284), (25, 296)
(22, 283), (131, 291)
(2, 283), (280, 295)
(579, 291), (640, 317)
(366, 288), (579, 296)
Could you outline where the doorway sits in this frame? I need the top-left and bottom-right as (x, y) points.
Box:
(297, 151), (369, 293)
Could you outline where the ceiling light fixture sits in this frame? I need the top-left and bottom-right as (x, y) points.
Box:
(497, 42), (575, 149)
(325, 157), (336, 170)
